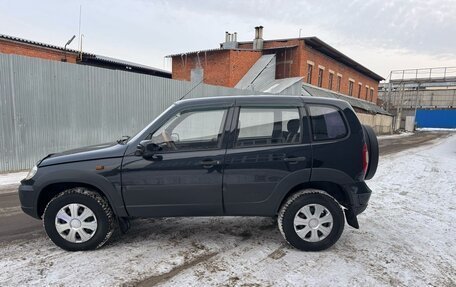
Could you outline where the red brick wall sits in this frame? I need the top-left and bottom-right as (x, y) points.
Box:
(173, 38), (380, 103)
(300, 43), (379, 103)
(239, 39), (303, 79)
(171, 50), (261, 87)
(227, 50), (262, 86)
(172, 51), (231, 86)
(240, 39), (379, 103)
(0, 40), (78, 63)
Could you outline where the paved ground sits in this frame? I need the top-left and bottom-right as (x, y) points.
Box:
(378, 131), (452, 155)
(0, 131), (454, 286)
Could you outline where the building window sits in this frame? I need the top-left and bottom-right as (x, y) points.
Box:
(337, 75), (341, 92)
(365, 86), (369, 99)
(370, 88), (374, 102)
(317, 68), (324, 87)
(348, 81), (354, 96)
(358, 83), (362, 98)
(307, 64), (313, 84)
(328, 73), (334, 90)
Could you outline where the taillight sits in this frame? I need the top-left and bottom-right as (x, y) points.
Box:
(362, 143), (368, 176)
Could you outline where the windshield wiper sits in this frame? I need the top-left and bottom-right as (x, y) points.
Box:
(116, 135), (130, 144)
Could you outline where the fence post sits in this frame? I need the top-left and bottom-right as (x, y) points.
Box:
(8, 56), (21, 169)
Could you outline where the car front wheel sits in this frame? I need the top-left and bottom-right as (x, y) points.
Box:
(278, 189), (345, 251)
(43, 187), (115, 251)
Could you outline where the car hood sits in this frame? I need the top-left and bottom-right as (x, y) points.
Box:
(39, 142), (128, 167)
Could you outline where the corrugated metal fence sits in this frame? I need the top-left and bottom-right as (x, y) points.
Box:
(0, 54), (268, 172)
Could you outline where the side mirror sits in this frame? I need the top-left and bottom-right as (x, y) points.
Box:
(136, 140), (161, 158)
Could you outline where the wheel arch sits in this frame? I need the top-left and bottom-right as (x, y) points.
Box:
(275, 181), (350, 214)
(34, 168), (128, 219)
(37, 182), (109, 218)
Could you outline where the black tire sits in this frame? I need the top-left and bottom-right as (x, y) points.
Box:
(278, 189), (345, 251)
(43, 187), (115, 251)
(363, 125), (379, 180)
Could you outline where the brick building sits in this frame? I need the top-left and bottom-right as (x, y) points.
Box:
(168, 27), (384, 104)
(0, 34), (171, 77)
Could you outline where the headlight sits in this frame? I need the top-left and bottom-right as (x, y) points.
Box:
(25, 165), (38, 180)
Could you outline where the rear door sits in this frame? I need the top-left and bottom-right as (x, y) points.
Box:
(223, 98), (313, 215)
(307, 103), (363, 181)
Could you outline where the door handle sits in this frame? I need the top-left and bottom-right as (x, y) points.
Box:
(200, 159), (220, 168)
(284, 156), (307, 164)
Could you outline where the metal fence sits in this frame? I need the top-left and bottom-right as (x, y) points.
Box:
(0, 54), (268, 172)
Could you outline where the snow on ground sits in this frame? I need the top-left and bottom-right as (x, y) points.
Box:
(1, 136), (455, 286)
(0, 171), (27, 194)
(0, 171), (27, 186)
(417, 128), (456, 132)
(377, 132), (413, 139)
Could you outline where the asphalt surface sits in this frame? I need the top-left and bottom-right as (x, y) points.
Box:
(0, 131), (451, 244)
(378, 131), (452, 155)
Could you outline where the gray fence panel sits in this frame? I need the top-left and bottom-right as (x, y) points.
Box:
(0, 54), (268, 172)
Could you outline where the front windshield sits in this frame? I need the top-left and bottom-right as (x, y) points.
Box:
(126, 104), (176, 144)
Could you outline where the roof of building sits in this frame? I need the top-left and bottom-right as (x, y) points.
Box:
(237, 36), (385, 82)
(302, 83), (390, 115)
(0, 34), (92, 55)
(165, 48), (259, 58)
(81, 55), (171, 76)
(0, 34), (171, 77)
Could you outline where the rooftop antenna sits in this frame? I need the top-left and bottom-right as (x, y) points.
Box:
(79, 34), (84, 61)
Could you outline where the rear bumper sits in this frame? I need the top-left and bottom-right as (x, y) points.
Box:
(18, 184), (39, 219)
(343, 181), (372, 215)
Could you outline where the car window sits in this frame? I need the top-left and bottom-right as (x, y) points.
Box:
(235, 107), (301, 147)
(148, 108), (227, 152)
(308, 105), (347, 141)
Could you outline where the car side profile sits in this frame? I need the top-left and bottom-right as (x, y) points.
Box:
(19, 95), (378, 251)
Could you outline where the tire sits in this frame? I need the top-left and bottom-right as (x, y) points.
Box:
(362, 125), (379, 180)
(278, 189), (345, 251)
(43, 187), (115, 251)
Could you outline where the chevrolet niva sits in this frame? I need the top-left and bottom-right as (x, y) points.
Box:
(19, 95), (378, 251)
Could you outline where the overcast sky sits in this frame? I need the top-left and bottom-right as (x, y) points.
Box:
(2, 0), (456, 80)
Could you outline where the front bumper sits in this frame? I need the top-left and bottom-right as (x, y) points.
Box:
(18, 184), (39, 218)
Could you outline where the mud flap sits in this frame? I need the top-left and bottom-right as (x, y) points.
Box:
(118, 217), (131, 234)
(344, 209), (359, 229)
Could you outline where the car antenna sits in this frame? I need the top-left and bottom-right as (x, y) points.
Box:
(179, 78), (204, 101)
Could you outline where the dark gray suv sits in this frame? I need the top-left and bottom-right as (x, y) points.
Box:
(19, 95), (378, 251)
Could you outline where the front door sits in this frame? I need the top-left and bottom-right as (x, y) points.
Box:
(122, 107), (230, 217)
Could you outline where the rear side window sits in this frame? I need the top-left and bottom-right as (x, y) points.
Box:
(235, 107), (302, 147)
(308, 105), (347, 141)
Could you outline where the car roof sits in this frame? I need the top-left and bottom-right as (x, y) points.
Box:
(175, 95), (351, 109)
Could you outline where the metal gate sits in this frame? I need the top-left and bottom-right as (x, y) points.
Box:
(415, 109), (456, 128)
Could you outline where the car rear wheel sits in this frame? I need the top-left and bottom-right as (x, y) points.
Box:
(43, 187), (115, 251)
(278, 189), (345, 251)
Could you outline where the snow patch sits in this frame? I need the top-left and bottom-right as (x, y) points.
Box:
(0, 172), (27, 186)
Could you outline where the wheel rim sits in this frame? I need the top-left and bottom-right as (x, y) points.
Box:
(55, 203), (98, 243)
(293, 203), (333, 242)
